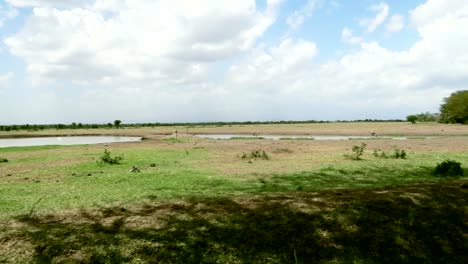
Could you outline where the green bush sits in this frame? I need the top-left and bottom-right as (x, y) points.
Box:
(0, 157), (8, 163)
(434, 160), (464, 177)
(373, 149), (388, 159)
(391, 148), (407, 159)
(373, 148), (407, 159)
(241, 150), (270, 160)
(344, 143), (367, 160)
(97, 149), (124, 165)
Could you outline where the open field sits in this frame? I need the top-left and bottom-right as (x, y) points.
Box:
(2, 121), (468, 139)
(1, 122), (468, 263)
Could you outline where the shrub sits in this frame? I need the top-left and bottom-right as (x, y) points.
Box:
(373, 149), (388, 159)
(373, 148), (407, 159)
(241, 150), (270, 160)
(392, 148), (407, 159)
(434, 160), (464, 177)
(98, 149), (124, 165)
(344, 143), (367, 160)
(0, 157), (8, 163)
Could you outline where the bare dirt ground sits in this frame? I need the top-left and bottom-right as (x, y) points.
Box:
(1, 122), (468, 139)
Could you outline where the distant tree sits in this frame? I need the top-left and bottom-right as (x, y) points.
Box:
(440, 90), (468, 124)
(416, 112), (440, 122)
(114, 120), (122, 129)
(406, 115), (418, 124)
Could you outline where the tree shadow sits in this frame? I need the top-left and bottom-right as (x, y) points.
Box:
(259, 165), (447, 192)
(4, 180), (468, 263)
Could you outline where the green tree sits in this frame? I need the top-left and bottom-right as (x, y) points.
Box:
(114, 120), (122, 129)
(406, 115), (418, 124)
(440, 90), (468, 124)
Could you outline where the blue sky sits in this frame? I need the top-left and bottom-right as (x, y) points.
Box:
(0, 0), (467, 124)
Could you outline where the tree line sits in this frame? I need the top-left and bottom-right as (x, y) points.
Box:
(407, 90), (468, 124)
(0, 119), (406, 132)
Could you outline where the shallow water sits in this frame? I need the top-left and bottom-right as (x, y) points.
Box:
(196, 134), (408, 141)
(0, 136), (141, 148)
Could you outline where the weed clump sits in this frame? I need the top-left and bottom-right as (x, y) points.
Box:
(434, 160), (464, 177)
(0, 157), (8, 163)
(373, 149), (388, 159)
(373, 148), (407, 159)
(392, 148), (407, 159)
(241, 150), (270, 160)
(97, 149), (124, 165)
(344, 143), (367, 160)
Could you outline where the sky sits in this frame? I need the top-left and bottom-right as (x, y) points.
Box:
(0, 0), (467, 124)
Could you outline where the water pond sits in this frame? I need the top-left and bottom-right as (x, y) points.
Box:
(196, 134), (408, 141)
(0, 136), (141, 148)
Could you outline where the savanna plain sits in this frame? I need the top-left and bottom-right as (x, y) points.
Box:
(1, 122), (468, 263)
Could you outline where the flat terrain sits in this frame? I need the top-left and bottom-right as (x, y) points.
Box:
(0, 122), (467, 263)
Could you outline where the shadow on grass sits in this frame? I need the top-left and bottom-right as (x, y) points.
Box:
(3, 180), (468, 263)
(258, 165), (460, 192)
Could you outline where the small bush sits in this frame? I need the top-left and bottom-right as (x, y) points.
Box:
(98, 149), (124, 165)
(373, 149), (388, 159)
(373, 148), (407, 159)
(0, 157), (8, 163)
(241, 150), (270, 160)
(344, 143), (367, 160)
(434, 160), (464, 177)
(392, 148), (407, 159)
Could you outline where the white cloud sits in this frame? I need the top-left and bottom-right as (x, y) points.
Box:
(0, 3), (18, 27)
(5, 0), (281, 86)
(2, 0), (468, 123)
(341, 27), (363, 45)
(360, 2), (389, 33)
(285, 0), (318, 30)
(386, 14), (404, 33)
(410, 0), (468, 27)
(6, 0), (91, 8)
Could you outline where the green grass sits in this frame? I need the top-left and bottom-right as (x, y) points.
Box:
(162, 137), (187, 143)
(1, 180), (467, 263)
(230, 136), (265, 140)
(1, 146), (467, 218)
(1, 143), (468, 263)
(279, 137), (314, 140)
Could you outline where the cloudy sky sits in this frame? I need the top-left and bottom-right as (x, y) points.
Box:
(0, 0), (467, 124)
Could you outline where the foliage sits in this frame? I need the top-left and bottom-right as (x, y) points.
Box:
(114, 120), (122, 129)
(434, 160), (464, 177)
(231, 136), (265, 140)
(279, 137), (314, 140)
(0, 119), (408, 132)
(0, 157), (8, 163)
(373, 148), (407, 159)
(97, 149), (124, 165)
(344, 143), (367, 160)
(440, 90), (468, 124)
(392, 148), (407, 159)
(407, 112), (440, 124)
(407, 115), (418, 124)
(241, 150), (270, 160)
(373, 149), (388, 159)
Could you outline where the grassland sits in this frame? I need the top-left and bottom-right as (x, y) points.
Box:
(0, 122), (468, 263)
